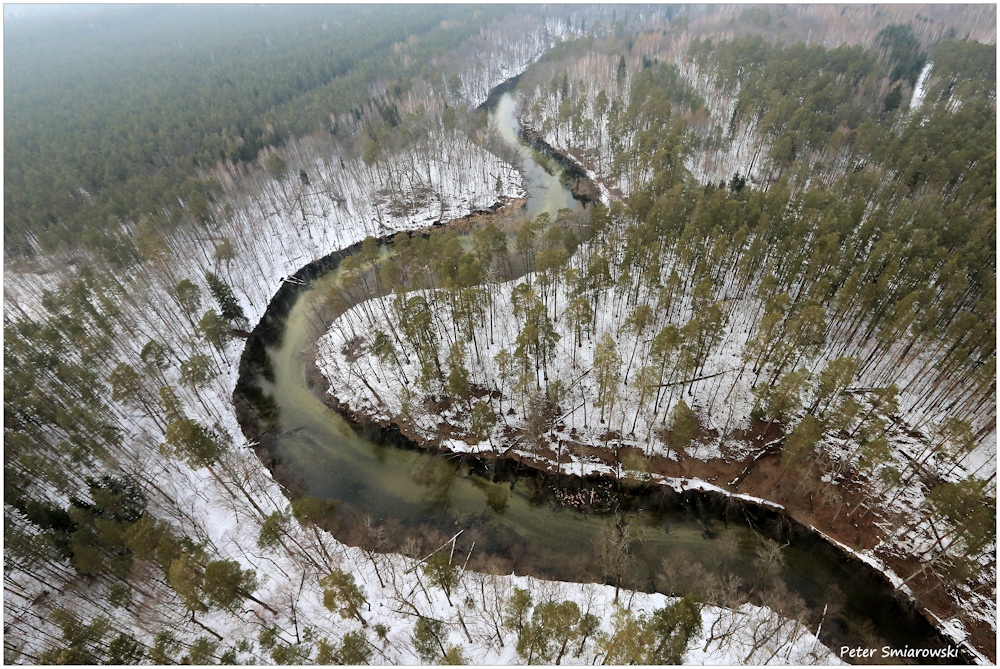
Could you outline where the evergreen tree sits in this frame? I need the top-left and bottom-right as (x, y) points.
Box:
(205, 271), (248, 329)
(320, 569), (367, 625)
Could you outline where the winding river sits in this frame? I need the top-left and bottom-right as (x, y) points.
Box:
(235, 92), (963, 663)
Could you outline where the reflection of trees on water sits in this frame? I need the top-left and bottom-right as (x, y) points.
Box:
(485, 481), (510, 514)
(238, 382), (282, 433)
(408, 455), (458, 508)
(658, 533), (743, 602)
(470, 475), (510, 514)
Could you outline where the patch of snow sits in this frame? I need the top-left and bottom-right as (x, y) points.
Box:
(909, 62), (933, 111)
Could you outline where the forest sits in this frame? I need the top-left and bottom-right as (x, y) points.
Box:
(4, 3), (996, 665)
(4, 4), (504, 257)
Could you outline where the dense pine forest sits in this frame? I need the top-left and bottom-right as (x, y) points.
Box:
(4, 4), (996, 665)
(4, 4), (509, 257)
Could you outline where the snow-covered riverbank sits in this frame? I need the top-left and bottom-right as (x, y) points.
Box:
(3, 48), (850, 668)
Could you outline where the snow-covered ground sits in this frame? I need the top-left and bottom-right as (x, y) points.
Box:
(319, 270), (747, 464)
(318, 244), (992, 480)
(1, 27), (851, 665)
(6, 7), (995, 662)
(3, 124), (840, 668)
(315, 211), (993, 661)
(312, 33), (996, 660)
(506, 33), (995, 466)
(909, 62), (934, 111)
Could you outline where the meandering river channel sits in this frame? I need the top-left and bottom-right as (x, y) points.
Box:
(234, 91), (962, 663)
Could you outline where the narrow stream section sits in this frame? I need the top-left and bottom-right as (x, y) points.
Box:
(234, 91), (964, 664)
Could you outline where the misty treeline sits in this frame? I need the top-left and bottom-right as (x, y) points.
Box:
(4, 4), (511, 258)
(5, 2), (634, 262)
